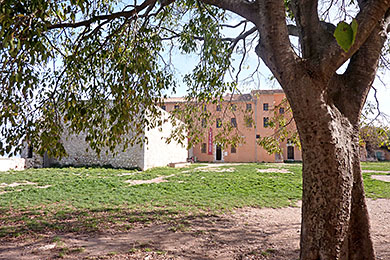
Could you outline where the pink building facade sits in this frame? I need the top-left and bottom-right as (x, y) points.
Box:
(163, 90), (302, 163)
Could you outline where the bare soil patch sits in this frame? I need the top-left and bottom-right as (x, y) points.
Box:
(371, 175), (390, 182)
(0, 181), (37, 188)
(117, 172), (136, 177)
(363, 170), (390, 174)
(182, 164), (240, 173)
(196, 167), (235, 173)
(256, 168), (292, 174)
(0, 199), (389, 260)
(125, 175), (175, 186)
(0, 182), (52, 195)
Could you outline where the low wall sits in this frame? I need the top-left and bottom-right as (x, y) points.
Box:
(0, 158), (26, 171)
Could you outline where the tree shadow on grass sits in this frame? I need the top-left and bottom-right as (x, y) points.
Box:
(0, 207), (209, 240)
(0, 207), (301, 260)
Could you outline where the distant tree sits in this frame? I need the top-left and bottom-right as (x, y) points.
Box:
(1, 0), (390, 259)
(360, 125), (389, 158)
(360, 103), (390, 159)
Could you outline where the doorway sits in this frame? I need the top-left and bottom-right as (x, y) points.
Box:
(287, 146), (294, 160)
(43, 152), (54, 167)
(216, 145), (222, 161)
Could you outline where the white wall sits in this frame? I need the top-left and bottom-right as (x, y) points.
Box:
(0, 158), (26, 171)
(143, 109), (188, 170)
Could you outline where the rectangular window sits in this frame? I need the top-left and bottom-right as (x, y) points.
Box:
(231, 104), (237, 111)
(174, 105), (180, 110)
(246, 103), (252, 111)
(231, 118), (237, 128)
(201, 143), (207, 153)
(216, 118), (222, 128)
(263, 117), (269, 127)
(161, 105), (166, 110)
(216, 104), (221, 111)
(201, 118), (206, 128)
(231, 146), (237, 153)
(256, 134), (260, 139)
(279, 107), (285, 114)
(263, 103), (269, 111)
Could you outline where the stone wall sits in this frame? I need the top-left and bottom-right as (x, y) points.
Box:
(53, 129), (144, 169)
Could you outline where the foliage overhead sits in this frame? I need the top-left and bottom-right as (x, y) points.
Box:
(0, 0), (233, 157)
(0, 0), (389, 158)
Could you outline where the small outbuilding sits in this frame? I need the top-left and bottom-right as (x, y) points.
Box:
(21, 108), (188, 170)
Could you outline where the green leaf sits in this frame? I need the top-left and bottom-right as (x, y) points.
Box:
(351, 19), (358, 41)
(334, 19), (358, 52)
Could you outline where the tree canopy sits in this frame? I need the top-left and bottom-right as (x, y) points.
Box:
(1, 0), (233, 156)
(1, 0), (389, 156)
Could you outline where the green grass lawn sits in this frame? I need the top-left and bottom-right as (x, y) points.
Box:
(0, 162), (389, 239)
(361, 161), (390, 198)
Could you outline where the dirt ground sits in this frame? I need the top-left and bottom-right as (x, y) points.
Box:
(0, 199), (389, 260)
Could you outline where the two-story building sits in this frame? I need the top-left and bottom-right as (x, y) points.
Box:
(163, 89), (302, 163)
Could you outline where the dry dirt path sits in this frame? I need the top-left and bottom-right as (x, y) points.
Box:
(0, 199), (389, 260)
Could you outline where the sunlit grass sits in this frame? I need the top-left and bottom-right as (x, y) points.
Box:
(361, 161), (390, 198)
(0, 162), (389, 238)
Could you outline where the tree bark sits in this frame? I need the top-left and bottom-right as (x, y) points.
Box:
(289, 86), (375, 260)
(347, 149), (375, 260)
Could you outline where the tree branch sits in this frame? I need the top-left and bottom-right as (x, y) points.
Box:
(227, 27), (257, 47)
(199, 0), (257, 23)
(221, 20), (248, 28)
(254, 0), (299, 87)
(290, 0), (323, 58)
(286, 21), (335, 38)
(320, 0), (390, 79)
(287, 24), (299, 37)
(328, 22), (388, 124)
(160, 26), (257, 43)
(47, 0), (159, 29)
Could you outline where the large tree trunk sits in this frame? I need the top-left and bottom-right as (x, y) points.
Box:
(291, 89), (375, 260)
(230, 1), (389, 258)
